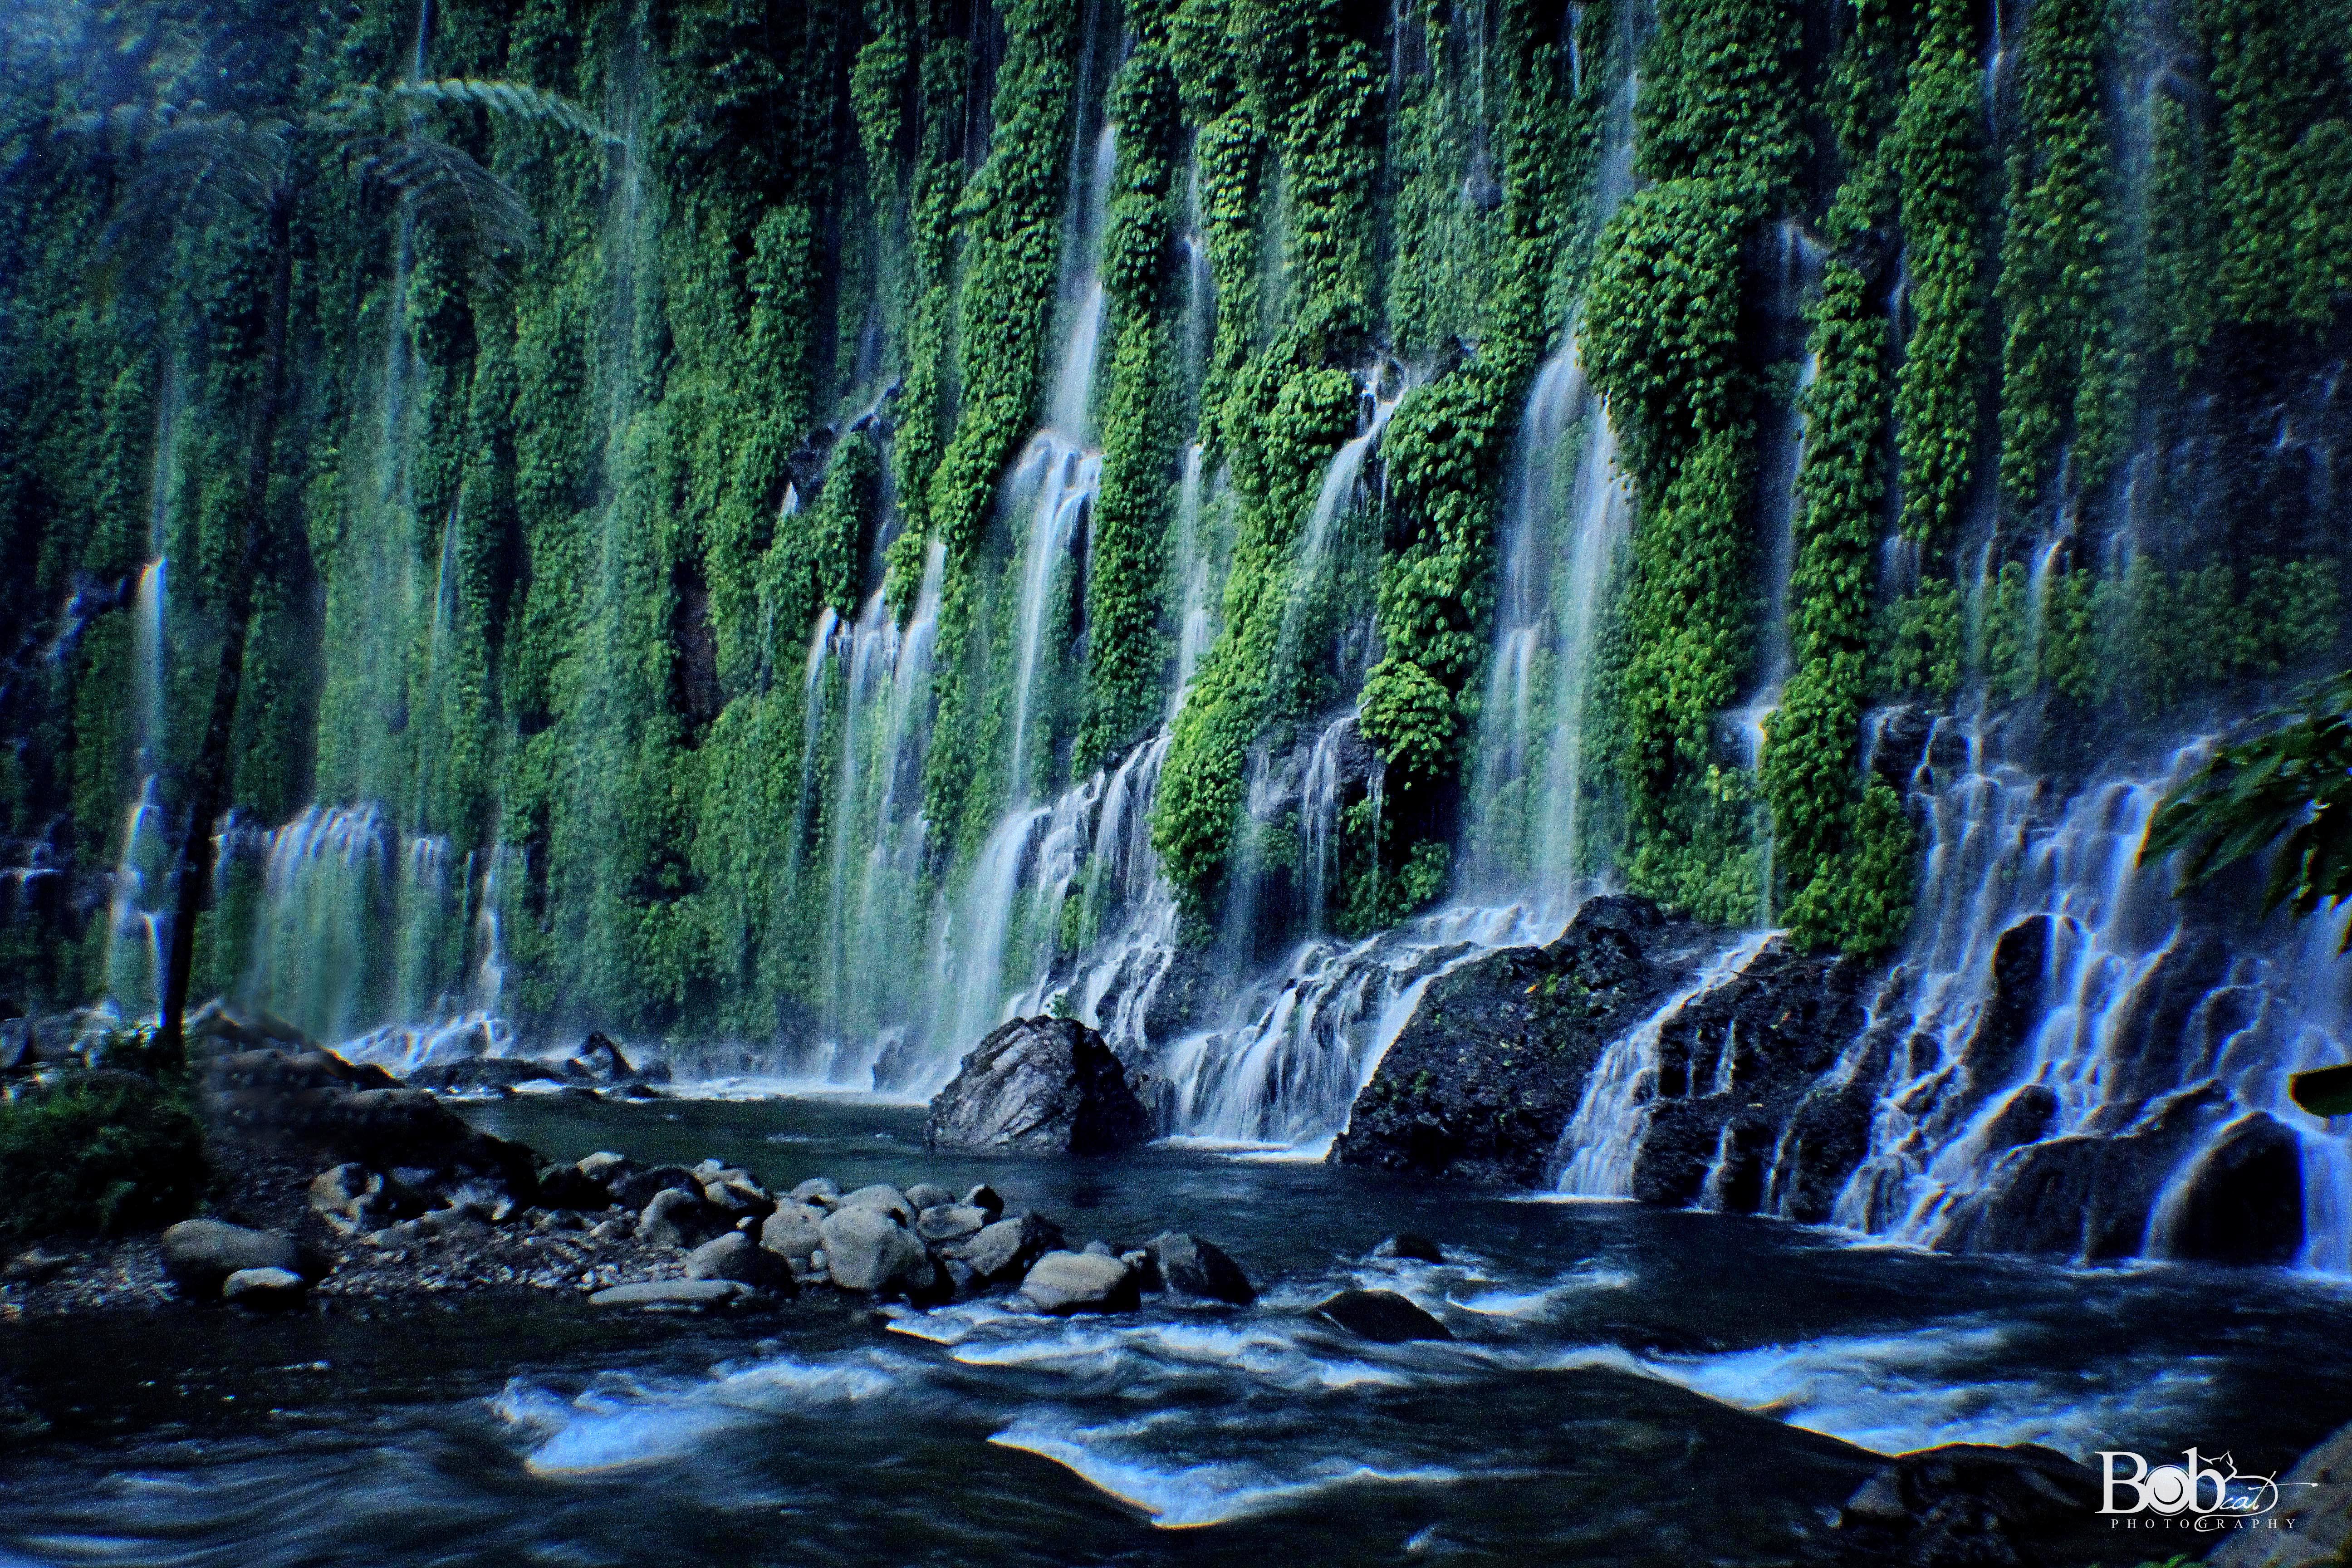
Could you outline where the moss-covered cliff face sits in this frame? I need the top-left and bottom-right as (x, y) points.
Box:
(0, 0), (2346, 1060)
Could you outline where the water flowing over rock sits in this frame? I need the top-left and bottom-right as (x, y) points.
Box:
(924, 1017), (1151, 1155)
(1331, 896), (1691, 1182)
(1824, 725), (2350, 1270)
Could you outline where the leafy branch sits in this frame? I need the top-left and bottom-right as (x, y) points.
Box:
(2141, 668), (2352, 947)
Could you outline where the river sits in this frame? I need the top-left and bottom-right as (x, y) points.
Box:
(5, 1090), (2349, 1566)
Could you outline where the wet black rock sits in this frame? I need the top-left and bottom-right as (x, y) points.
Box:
(1936, 1083), (2230, 1260)
(1628, 941), (1876, 1212)
(1831, 1442), (2105, 1568)
(1331, 896), (1704, 1184)
(925, 1017), (1152, 1156)
(2162, 1110), (2305, 1265)
(407, 1058), (557, 1093)
(565, 1032), (672, 1087)
(1144, 1231), (1254, 1304)
(1312, 1288), (1452, 1343)
(1377, 1233), (1445, 1264)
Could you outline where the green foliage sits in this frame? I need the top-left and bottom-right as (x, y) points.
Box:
(808, 432), (880, 617)
(1582, 180), (1744, 488)
(1763, 259), (1913, 953)
(1633, 0), (1806, 208)
(0, 1070), (207, 1241)
(1878, 578), (1964, 702)
(1155, 343), (1357, 910)
(1361, 0), (1611, 828)
(1995, 0), (2125, 507)
(883, 37), (969, 610)
(1980, 555), (2341, 717)
(1079, 48), (1183, 771)
(2191, 0), (2352, 335)
(2145, 667), (2352, 946)
(1892, 0), (1987, 542)
(1618, 427), (1752, 834)
(921, 0), (1082, 855)
(1822, 0), (1916, 239)
(1191, 109), (1264, 427)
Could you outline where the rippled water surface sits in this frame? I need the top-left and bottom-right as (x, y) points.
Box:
(6, 1093), (2350, 1566)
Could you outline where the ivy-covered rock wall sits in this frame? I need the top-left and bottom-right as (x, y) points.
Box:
(0, 0), (2345, 1045)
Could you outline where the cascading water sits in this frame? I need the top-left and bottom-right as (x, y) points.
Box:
(819, 543), (946, 1078)
(1461, 345), (1632, 909)
(1162, 903), (1558, 1148)
(1553, 931), (1779, 1195)
(103, 558), (172, 1016)
(241, 802), (514, 1065)
(1269, 382), (1399, 684)
(919, 124), (1119, 1074)
(1002, 435), (1105, 801)
(1168, 444), (1213, 713)
(1820, 720), (2352, 1270)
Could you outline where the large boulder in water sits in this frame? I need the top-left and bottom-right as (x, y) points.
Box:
(1626, 940), (1876, 1211)
(1017, 1250), (1140, 1314)
(2164, 1111), (2304, 1265)
(1312, 1289), (1452, 1342)
(1331, 896), (1696, 1184)
(924, 1017), (1151, 1155)
(1144, 1231), (1255, 1303)
(817, 1202), (933, 1293)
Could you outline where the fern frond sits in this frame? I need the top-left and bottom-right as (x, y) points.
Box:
(352, 135), (536, 257)
(328, 78), (618, 146)
(92, 111), (291, 287)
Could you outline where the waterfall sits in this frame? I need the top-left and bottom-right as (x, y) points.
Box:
(1553, 930), (1779, 1196)
(905, 120), (1120, 1076)
(1003, 436), (1104, 803)
(102, 776), (171, 1018)
(1169, 444), (1212, 713)
(789, 605), (840, 884)
(1270, 384), (1398, 678)
(823, 542), (945, 1075)
(243, 804), (475, 1050)
(1298, 715), (1352, 932)
(1462, 344), (1632, 907)
(1823, 720), (2352, 1270)
(1034, 729), (1179, 1048)
(103, 559), (172, 1017)
(1164, 902), (1557, 1147)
